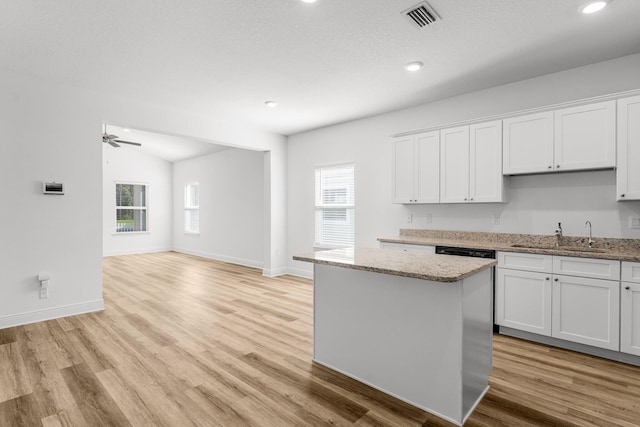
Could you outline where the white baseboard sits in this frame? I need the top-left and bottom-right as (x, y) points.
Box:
(173, 247), (264, 270)
(0, 299), (104, 330)
(284, 267), (313, 280)
(262, 267), (289, 278)
(103, 247), (173, 257)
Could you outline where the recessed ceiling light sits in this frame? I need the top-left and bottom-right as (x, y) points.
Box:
(301, 0), (317, 3)
(404, 61), (424, 72)
(265, 101), (278, 108)
(122, 128), (130, 132)
(579, 0), (609, 14)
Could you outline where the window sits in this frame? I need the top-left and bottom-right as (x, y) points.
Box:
(115, 183), (148, 233)
(184, 183), (200, 234)
(315, 163), (354, 247)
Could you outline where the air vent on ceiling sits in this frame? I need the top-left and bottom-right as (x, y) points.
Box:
(402, 2), (440, 29)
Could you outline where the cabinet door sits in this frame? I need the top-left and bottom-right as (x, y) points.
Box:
(415, 131), (440, 203)
(496, 268), (552, 336)
(440, 126), (469, 203)
(470, 120), (506, 203)
(621, 282), (640, 356)
(392, 136), (415, 203)
(617, 95), (640, 201)
(502, 112), (554, 175)
(552, 275), (619, 350)
(554, 101), (616, 172)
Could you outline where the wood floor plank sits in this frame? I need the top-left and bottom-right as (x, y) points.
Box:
(60, 363), (131, 427)
(40, 405), (88, 427)
(0, 342), (33, 402)
(2, 251), (640, 426)
(0, 393), (47, 427)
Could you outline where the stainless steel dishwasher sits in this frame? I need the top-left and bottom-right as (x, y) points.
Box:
(435, 246), (498, 332)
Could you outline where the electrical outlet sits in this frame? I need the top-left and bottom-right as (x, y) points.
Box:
(492, 213), (501, 225)
(40, 288), (48, 299)
(407, 214), (413, 224)
(425, 213), (432, 224)
(630, 217), (640, 229)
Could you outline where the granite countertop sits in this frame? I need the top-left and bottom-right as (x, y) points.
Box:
(378, 230), (640, 262)
(293, 247), (496, 283)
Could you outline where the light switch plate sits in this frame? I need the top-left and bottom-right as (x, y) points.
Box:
(630, 217), (640, 229)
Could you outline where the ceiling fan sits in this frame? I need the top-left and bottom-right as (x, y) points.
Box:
(102, 124), (142, 148)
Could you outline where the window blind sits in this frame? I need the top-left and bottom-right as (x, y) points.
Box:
(315, 164), (354, 247)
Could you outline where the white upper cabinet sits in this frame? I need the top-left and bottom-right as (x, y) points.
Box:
(415, 132), (440, 203)
(617, 95), (640, 201)
(440, 126), (469, 203)
(392, 131), (439, 204)
(392, 135), (414, 204)
(470, 120), (507, 203)
(554, 101), (616, 172)
(503, 111), (554, 175)
(503, 100), (616, 175)
(441, 121), (506, 203)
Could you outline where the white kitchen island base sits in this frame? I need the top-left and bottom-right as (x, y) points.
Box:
(313, 264), (493, 426)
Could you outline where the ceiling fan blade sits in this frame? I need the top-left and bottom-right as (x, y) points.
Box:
(105, 133), (119, 139)
(108, 140), (120, 148)
(114, 140), (142, 147)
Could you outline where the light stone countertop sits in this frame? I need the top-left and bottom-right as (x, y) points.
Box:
(378, 229), (640, 262)
(293, 247), (496, 283)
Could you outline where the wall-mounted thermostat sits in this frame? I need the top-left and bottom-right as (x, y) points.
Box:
(43, 182), (64, 195)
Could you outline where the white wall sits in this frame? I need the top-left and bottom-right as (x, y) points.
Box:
(0, 68), (286, 329)
(173, 148), (265, 268)
(287, 53), (640, 277)
(103, 145), (173, 256)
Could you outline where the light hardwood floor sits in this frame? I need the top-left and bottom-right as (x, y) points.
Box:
(1, 251), (640, 426)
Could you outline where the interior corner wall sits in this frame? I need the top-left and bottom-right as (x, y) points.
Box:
(286, 53), (640, 278)
(0, 67), (284, 329)
(102, 145), (173, 256)
(0, 71), (104, 327)
(172, 148), (265, 268)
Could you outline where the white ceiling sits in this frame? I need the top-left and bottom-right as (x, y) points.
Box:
(2, 1), (640, 136)
(104, 125), (229, 163)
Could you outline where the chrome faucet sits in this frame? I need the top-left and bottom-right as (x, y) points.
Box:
(585, 220), (595, 248)
(554, 222), (563, 247)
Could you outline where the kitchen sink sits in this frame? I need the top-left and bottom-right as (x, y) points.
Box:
(510, 244), (606, 253)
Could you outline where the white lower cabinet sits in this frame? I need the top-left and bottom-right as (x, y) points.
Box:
(620, 282), (640, 356)
(496, 268), (552, 336)
(497, 252), (622, 351)
(621, 261), (640, 356)
(551, 275), (619, 351)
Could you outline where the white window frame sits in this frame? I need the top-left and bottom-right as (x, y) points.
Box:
(314, 163), (355, 249)
(115, 182), (149, 234)
(184, 182), (200, 234)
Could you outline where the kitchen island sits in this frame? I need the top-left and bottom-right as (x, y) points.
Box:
(293, 247), (496, 426)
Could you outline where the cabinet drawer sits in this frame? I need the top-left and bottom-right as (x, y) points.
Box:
(553, 256), (620, 281)
(379, 242), (435, 254)
(622, 262), (640, 283)
(498, 251), (552, 273)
